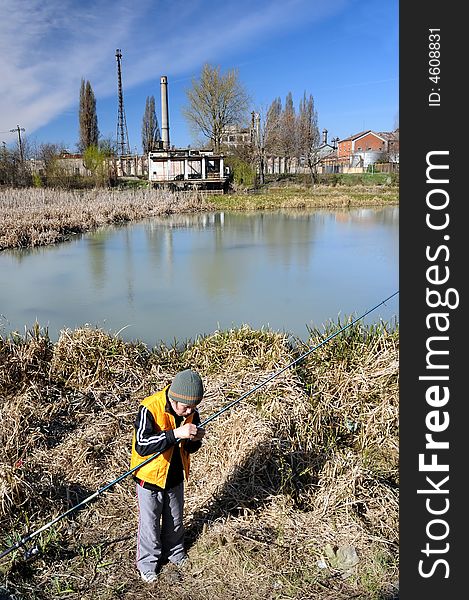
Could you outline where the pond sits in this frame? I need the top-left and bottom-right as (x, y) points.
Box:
(0, 207), (399, 347)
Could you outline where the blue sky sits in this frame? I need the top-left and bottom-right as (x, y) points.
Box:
(0, 0), (398, 154)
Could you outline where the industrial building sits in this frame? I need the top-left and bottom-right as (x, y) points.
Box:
(148, 76), (229, 191)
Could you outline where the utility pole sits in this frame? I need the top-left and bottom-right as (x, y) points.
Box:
(115, 49), (130, 156)
(10, 125), (25, 161)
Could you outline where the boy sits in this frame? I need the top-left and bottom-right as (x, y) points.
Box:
(130, 368), (205, 583)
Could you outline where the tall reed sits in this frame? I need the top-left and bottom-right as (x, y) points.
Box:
(0, 188), (213, 250)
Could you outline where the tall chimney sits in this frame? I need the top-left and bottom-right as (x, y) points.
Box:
(160, 75), (170, 150)
(322, 128), (328, 145)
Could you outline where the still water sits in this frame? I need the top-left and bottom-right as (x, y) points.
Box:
(0, 207), (399, 347)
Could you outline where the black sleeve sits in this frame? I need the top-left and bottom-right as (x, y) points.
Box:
(134, 406), (177, 457)
(184, 409), (203, 454)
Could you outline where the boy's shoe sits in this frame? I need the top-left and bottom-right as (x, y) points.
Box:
(174, 554), (191, 569)
(139, 571), (159, 583)
(163, 556), (191, 584)
(164, 563), (184, 584)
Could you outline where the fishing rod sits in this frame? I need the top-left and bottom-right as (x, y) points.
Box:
(199, 290), (399, 429)
(0, 290), (398, 561)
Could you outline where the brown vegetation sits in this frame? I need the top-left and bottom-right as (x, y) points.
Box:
(0, 188), (213, 251)
(0, 321), (399, 599)
(0, 184), (398, 252)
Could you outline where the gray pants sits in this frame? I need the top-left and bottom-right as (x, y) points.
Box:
(135, 482), (185, 574)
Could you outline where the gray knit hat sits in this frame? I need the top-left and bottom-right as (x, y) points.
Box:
(168, 369), (204, 405)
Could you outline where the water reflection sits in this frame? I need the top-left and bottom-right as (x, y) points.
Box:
(0, 207), (399, 345)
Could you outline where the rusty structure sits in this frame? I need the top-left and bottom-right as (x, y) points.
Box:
(115, 49), (130, 156)
(148, 76), (229, 191)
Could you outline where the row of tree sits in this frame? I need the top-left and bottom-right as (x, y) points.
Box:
(2, 63), (322, 187)
(251, 92), (320, 183)
(78, 65), (320, 167)
(264, 92), (319, 165)
(180, 65), (322, 183)
(79, 78), (162, 155)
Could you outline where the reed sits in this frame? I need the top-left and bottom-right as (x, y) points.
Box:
(0, 185), (398, 251)
(0, 321), (398, 599)
(0, 188), (213, 250)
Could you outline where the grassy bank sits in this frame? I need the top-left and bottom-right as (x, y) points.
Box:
(210, 183), (398, 211)
(0, 184), (398, 251)
(0, 321), (399, 600)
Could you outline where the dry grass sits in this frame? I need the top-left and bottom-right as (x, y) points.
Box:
(0, 321), (398, 599)
(0, 185), (398, 251)
(0, 188), (214, 250)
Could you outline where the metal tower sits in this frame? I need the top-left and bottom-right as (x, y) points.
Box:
(115, 49), (130, 156)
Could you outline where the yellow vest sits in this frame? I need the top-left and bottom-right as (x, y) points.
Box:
(130, 386), (194, 487)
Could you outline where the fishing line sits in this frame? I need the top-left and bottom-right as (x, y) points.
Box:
(0, 290), (398, 561)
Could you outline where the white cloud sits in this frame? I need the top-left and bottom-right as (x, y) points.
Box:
(0, 0), (346, 143)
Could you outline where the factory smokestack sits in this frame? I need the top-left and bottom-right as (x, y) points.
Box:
(160, 76), (170, 150)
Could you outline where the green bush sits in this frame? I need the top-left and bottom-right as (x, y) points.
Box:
(117, 178), (150, 190)
(312, 172), (398, 187)
(225, 156), (256, 187)
(32, 172), (43, 188)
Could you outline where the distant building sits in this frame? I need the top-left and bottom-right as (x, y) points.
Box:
(378, 129), (400, 163)
(220, 124), (252, 150)
(312, 129), (338, 159)
(110, 155), (147, 177)
(55, 153), (89, 176)
(336, 130), (399, 169)
(311, 129), (340, 174)
(148, 147), (229, 190)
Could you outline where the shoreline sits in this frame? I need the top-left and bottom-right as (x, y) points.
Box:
(0, 184), (398, 251)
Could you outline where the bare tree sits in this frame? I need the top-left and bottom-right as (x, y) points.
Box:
(279, 92), (297, 172)
(35, 143), (65, 185)
(98, 136), (117, 156)
(0, 136), (32, 186)
(0, 143), (14, 185)
(297, 92), (320, 184)
(79, 79), (99, 152)
(141, 96), (161, 153)
(183, 63), (250, 153)
(262, 91), (322, 181)
(264, 97), (283, 157)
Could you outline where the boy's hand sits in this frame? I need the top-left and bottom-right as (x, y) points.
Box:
(191, 427), (205, 441)
(174, 423), (204, 440)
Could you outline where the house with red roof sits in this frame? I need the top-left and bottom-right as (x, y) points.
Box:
(335, 130), (399, 169)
